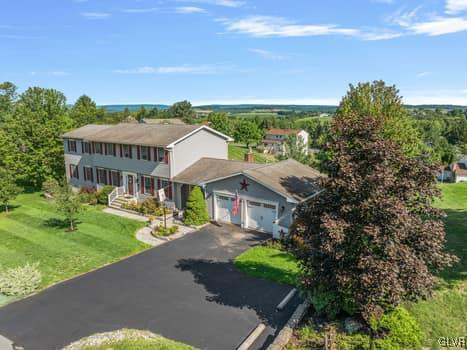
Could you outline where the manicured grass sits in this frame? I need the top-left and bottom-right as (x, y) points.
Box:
(0, 192), (148, 291)
(408, 182), (467, 348)
(82, 338), (194, 350)
(228, 144), (277, 164)
(234, 245), (300, 286)
(66, 329), (194, 350)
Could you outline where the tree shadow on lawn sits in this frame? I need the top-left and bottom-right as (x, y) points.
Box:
(437, 209), (466, 287)
(0, 204), (21, 213)
(43, 218), (82, 230)
(176, 258), (293, 329)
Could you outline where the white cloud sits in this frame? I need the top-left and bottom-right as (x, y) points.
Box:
(222, 16), (360, 38)
(409, 16), (467, 35)
(122, 8), (159, 13)
(175, 6), (207, 14)
(30, 71), (69, 76)
(179, 0), (245, 7)
(371, 0), (394, 4)
(114, 64), (232, 75)
(81, 12), (111, 19)
(221, 16), (401, 41)
(249, 48), (286, 60)
(416, 71), (431, 78)
(446, 0), (467, 14)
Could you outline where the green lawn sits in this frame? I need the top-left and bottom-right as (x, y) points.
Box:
(234, 245), (299, 286)
(0, 192), (148, 299)
(228, 144), (277, 164)
(66, 329), (194, 350)
(82, 339), (193, 350)
(234, 183), (467, 348)
(408, 182), (467, 348)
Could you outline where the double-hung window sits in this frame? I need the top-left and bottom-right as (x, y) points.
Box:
(82, 141), (91, 154)
(105, 143), (115, 156)
(110, 170), (120, 186)
(123, 145), (131, 158)
(141, 146), (150, 161)
(70, 164), (79, 179)
(83, 166), (93, 182)
(157, 147), (165, 162)
(94, 142), (103, 154)
(97, 168), (107, 184)
(68, 140), (77, 153)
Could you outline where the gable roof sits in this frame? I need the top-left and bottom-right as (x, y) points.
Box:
(265, 128), (300, 136)
(174, 158), (322, 202)
(62, 123), (232, 147)
(243, 159), (322, 202)
(173, 158), (262, 185)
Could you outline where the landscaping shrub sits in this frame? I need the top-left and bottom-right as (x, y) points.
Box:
(370, 307), (423, 350)
(141, 197), (158, 215)
(79, 187), (98, 204)
(0, 262), (42, 296)
(97, 186), (114, 205)
(183, 186), (209, 226)
(153, 225), (179, 237)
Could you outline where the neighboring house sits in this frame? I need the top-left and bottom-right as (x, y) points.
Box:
(452, 155), (467, 183)
(258, 129), (309, 155)
(63, 123), (322, 236)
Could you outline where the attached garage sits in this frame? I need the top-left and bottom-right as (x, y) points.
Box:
(215, 194), (241, 225)
(246, 200), (277, 233)
(173, 158), (323, 237)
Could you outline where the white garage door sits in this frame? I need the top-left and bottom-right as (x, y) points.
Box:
(216, 195), (241, 225)
(247, 201), (276, 233)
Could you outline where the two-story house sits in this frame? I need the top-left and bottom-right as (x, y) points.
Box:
(258, 128), (309, 155)
(63, 123), (321, 236)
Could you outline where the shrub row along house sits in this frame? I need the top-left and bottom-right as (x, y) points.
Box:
(63, 123), (321, 236)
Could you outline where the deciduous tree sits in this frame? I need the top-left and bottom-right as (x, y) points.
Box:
(208, 111), (233, 136)
(3, 87), (73, 188)
(233, 119), (262, 148)
(288, 113), (457, 322)
(70, 95), (103, 127)
(337, 80), (425, 158)
(0, 167), (22, 212)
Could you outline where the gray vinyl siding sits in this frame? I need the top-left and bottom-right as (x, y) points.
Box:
(171, 129), (228, 177)
(204, 174), (296, 228)
(64, 139), (170, 188)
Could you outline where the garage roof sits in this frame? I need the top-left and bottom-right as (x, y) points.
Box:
(174, 158), (322, 202)
(173, 158), (262, 184)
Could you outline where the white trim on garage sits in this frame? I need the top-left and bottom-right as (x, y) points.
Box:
(213, 190), (279, 233)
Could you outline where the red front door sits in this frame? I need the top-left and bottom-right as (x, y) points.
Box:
(128, 175), (134, 196)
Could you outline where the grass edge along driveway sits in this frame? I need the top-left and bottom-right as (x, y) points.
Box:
(0, 192), (148, 305)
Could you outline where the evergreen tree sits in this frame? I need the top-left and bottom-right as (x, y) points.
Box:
(0, 167), (22, 212)
(183, 186), (209, 226)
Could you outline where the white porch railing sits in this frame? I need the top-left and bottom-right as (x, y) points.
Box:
(108, 186), (125, 206)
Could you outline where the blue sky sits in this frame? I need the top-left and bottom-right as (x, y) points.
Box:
(1, 0), (467, 105)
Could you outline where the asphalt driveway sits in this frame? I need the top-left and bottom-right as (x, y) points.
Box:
(0, 224), (300, 350)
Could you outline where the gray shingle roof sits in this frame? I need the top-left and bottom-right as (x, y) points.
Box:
(173, 158), (262, 184)
(62, 123), (202, 147)
(174, 158), (322, 202)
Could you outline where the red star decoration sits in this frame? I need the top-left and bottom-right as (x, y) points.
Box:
(240, 178), (250, 191)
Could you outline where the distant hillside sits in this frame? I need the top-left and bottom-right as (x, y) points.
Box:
(100, 103), (466, 113)
(102, 104), (169, 112)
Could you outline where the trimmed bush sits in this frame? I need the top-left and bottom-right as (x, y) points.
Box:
(183, 186), (209, 226)
(370, 307), (423, 350)
(141, 198), (159, 215)
(153, 225), (179, 237)
(79, 187), (98, 204)
(97, 186), (114, 204)
(0, 262), (42, 296)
